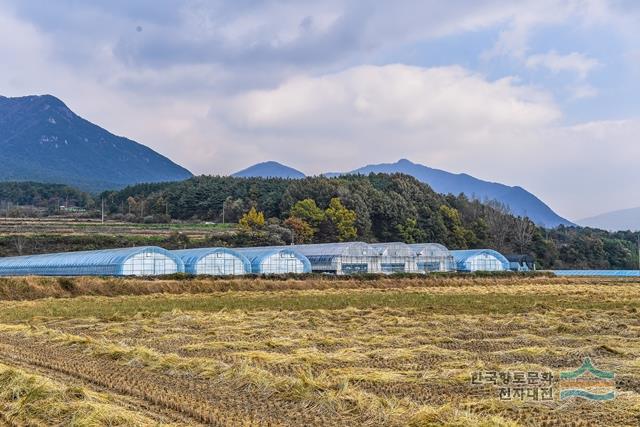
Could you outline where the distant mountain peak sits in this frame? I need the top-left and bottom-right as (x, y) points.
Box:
(232, 161), (305, 179)
(342, 159), (573, 227)
(0, 94), (192, 191)
(578, 206), (640, 231)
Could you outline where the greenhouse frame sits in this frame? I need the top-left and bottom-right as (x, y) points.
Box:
(370, 242), (418, 273)
(450, 249), (510, 272)
(173, 248), (251, 275)
(288, 242), (381, 274)
(0, 246), (184, 277)
(234, 247), (311, 274)
(408, 243), (456, 272)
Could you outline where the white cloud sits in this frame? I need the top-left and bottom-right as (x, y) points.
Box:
(526, 51), (600, 79)
(2, 1), (640, 220)
(201, 64), (562, 186)
(221, 65), (559, 132)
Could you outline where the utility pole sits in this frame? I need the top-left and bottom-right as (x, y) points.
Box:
(101, 198), (105, 224)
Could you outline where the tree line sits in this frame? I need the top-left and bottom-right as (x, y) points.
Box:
(0, 177), (638, 269)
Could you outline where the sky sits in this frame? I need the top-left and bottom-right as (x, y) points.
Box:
(1, 0), (639, 221)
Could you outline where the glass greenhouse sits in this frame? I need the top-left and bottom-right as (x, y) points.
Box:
(172, 248), (251, 275)
(450, 249), (510, 272)
(370, 242), (418, 273)
(289, 242), (381, 274)
(0, 246), (184, 277)
(408, 243), (455, 272)
(234, 247), (311, 274)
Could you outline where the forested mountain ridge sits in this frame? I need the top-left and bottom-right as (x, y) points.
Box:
(98, 174), (639, 270)
(0, 95), (192, 191)
(232, 161), (305, 179)
(231, 159), (572, 227)
(1, 176), (636, 269)
(344, 159), (573, 227)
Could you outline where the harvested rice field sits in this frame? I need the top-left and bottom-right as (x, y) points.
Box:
(0, 275), (639, 426)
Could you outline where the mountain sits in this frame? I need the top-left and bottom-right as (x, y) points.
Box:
(232, 161), (305, 179)
(344, 159), (573, 227)
(0, 95), (192, 191)
(578, 207), (640, 231)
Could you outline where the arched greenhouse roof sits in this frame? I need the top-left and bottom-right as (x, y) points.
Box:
(234, 247), (312, 273)
(370, 242), (415, 257)
(290, 242), (375, 257)
(408, 243), (451, 257)
(172, 248), (251, 274)
(450, 249), (510, 270)
(0, 246), (184, 276)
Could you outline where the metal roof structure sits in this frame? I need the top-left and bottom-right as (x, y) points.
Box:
(0, 246), (184, 277)
(408, 243), (450, 257)
(233, 247), (311, 274)
(370, 242), (415, 257)
(172, 248), (251, 275)
(408, 243), (455, 272)
(288, 242), (381, 274)
(369, 242), (418, 273)
(450, 249), (510, 272)
(289, 242), (375, 257)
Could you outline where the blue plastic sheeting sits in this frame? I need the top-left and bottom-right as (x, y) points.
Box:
(172, 248), (251, 275)
(0, 246), (184, 277)
(233, 247), (312, 274)
(554, 270), (640, 277)
(450, 249), (510, 272)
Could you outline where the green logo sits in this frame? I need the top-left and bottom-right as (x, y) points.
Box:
(559, 358), (615, 401)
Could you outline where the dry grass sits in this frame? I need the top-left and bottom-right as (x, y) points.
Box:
(0, 276), (638, 426)
(0, 362), (166, 426)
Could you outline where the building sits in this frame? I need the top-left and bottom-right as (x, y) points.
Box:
(173, 248), (251, 275)
(234, 247), (311, 274)
(370, 242), (418, 273)
(408, 243), (455, 272)
(0, 246), (184, 277)
(451, 249), (510, 272)
(505, 254), (536, 272)
(287, 242), (381, 274)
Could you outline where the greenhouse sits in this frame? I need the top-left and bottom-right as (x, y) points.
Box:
(234, 247), (311, 274)
(450, 249), (510, 272)
(0, 246), (184, 277)
(370, 242), (418, 273)
(173, 248), (251, 275)
(289, 242), (381, 274)
(408, 243), (455, 272)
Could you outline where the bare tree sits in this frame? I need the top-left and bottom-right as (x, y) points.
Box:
(12, 226), (28, 256)
(513, 217), (536, 253)
(484, 200), (512, 253)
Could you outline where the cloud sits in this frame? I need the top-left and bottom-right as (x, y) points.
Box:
(198, 65), (638, 220)
(198, 64), (562, 185)
(2, 0), (640, 220)
(526, 51), (600, 79)
(220, 64), (559, 132)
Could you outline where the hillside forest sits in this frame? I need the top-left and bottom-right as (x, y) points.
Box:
(0, 175), (638, 270)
